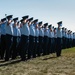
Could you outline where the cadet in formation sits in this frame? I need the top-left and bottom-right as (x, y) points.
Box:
(0, 14), (75, 61)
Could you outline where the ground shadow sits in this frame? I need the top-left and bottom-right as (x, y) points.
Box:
(43, 57), (57, 60)
(0, 59), (21, 67)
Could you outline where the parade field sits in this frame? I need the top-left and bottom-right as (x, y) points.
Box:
(0, 48), (75, 75)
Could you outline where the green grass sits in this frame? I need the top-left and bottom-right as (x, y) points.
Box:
(0, 47), (75, 75)
(62, 47), (75, 53)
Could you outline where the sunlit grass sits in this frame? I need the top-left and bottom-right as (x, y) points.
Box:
(0, 47), (75, 75)
(62, 47), (75, 53)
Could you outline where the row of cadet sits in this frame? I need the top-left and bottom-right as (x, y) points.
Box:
(0, 15), (75, 61)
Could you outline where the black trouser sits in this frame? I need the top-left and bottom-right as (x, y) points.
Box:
(46, 37), (49, 55)
(43, 36), (48, 55)
(11, 36), (17, 59)
(38, 36), (43, 56)
(62, 37), (65, 49)
(64, 37), (66, 48)
(20, 35), (29, 60)
(70, 39), (72, 48)
(72, 39), (74, 47)
(48, 38), (55, 54)
(0, 37), (1, 58)
(74, 39), (75, 47)
(5, 34), (12, 61)
(54, 38), (57, 52)
(72, 39), (73, 47)
(68, 38), (69, 48)
(56, 38), (62, 57)
(67, 38), (69, 48)
(52, 38), (55, 53)
(1, 35), (6, 59)
(17, 36), (21, 44)
(48, 38), (51, 54)
(69, 39), (71, 48)
(16, 36), (21, 56)
(34, 37), (38, 57)
(28, 35), (35, 59)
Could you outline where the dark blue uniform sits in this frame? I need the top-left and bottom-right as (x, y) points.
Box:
(5, 15), (13, 61)
(56, 21), (62, 57)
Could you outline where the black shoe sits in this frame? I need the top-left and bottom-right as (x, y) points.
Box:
(57, 55), (61, 57)
(21, 57), (26, 61)
(28, 56), (31, 59)
(5, 59), (9, 61)
(11, 58), (16, 60)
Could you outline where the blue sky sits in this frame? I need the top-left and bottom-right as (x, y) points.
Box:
(0, 0), (75, 31)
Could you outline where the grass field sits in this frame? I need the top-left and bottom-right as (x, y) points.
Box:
(0, 48), (75, 75)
